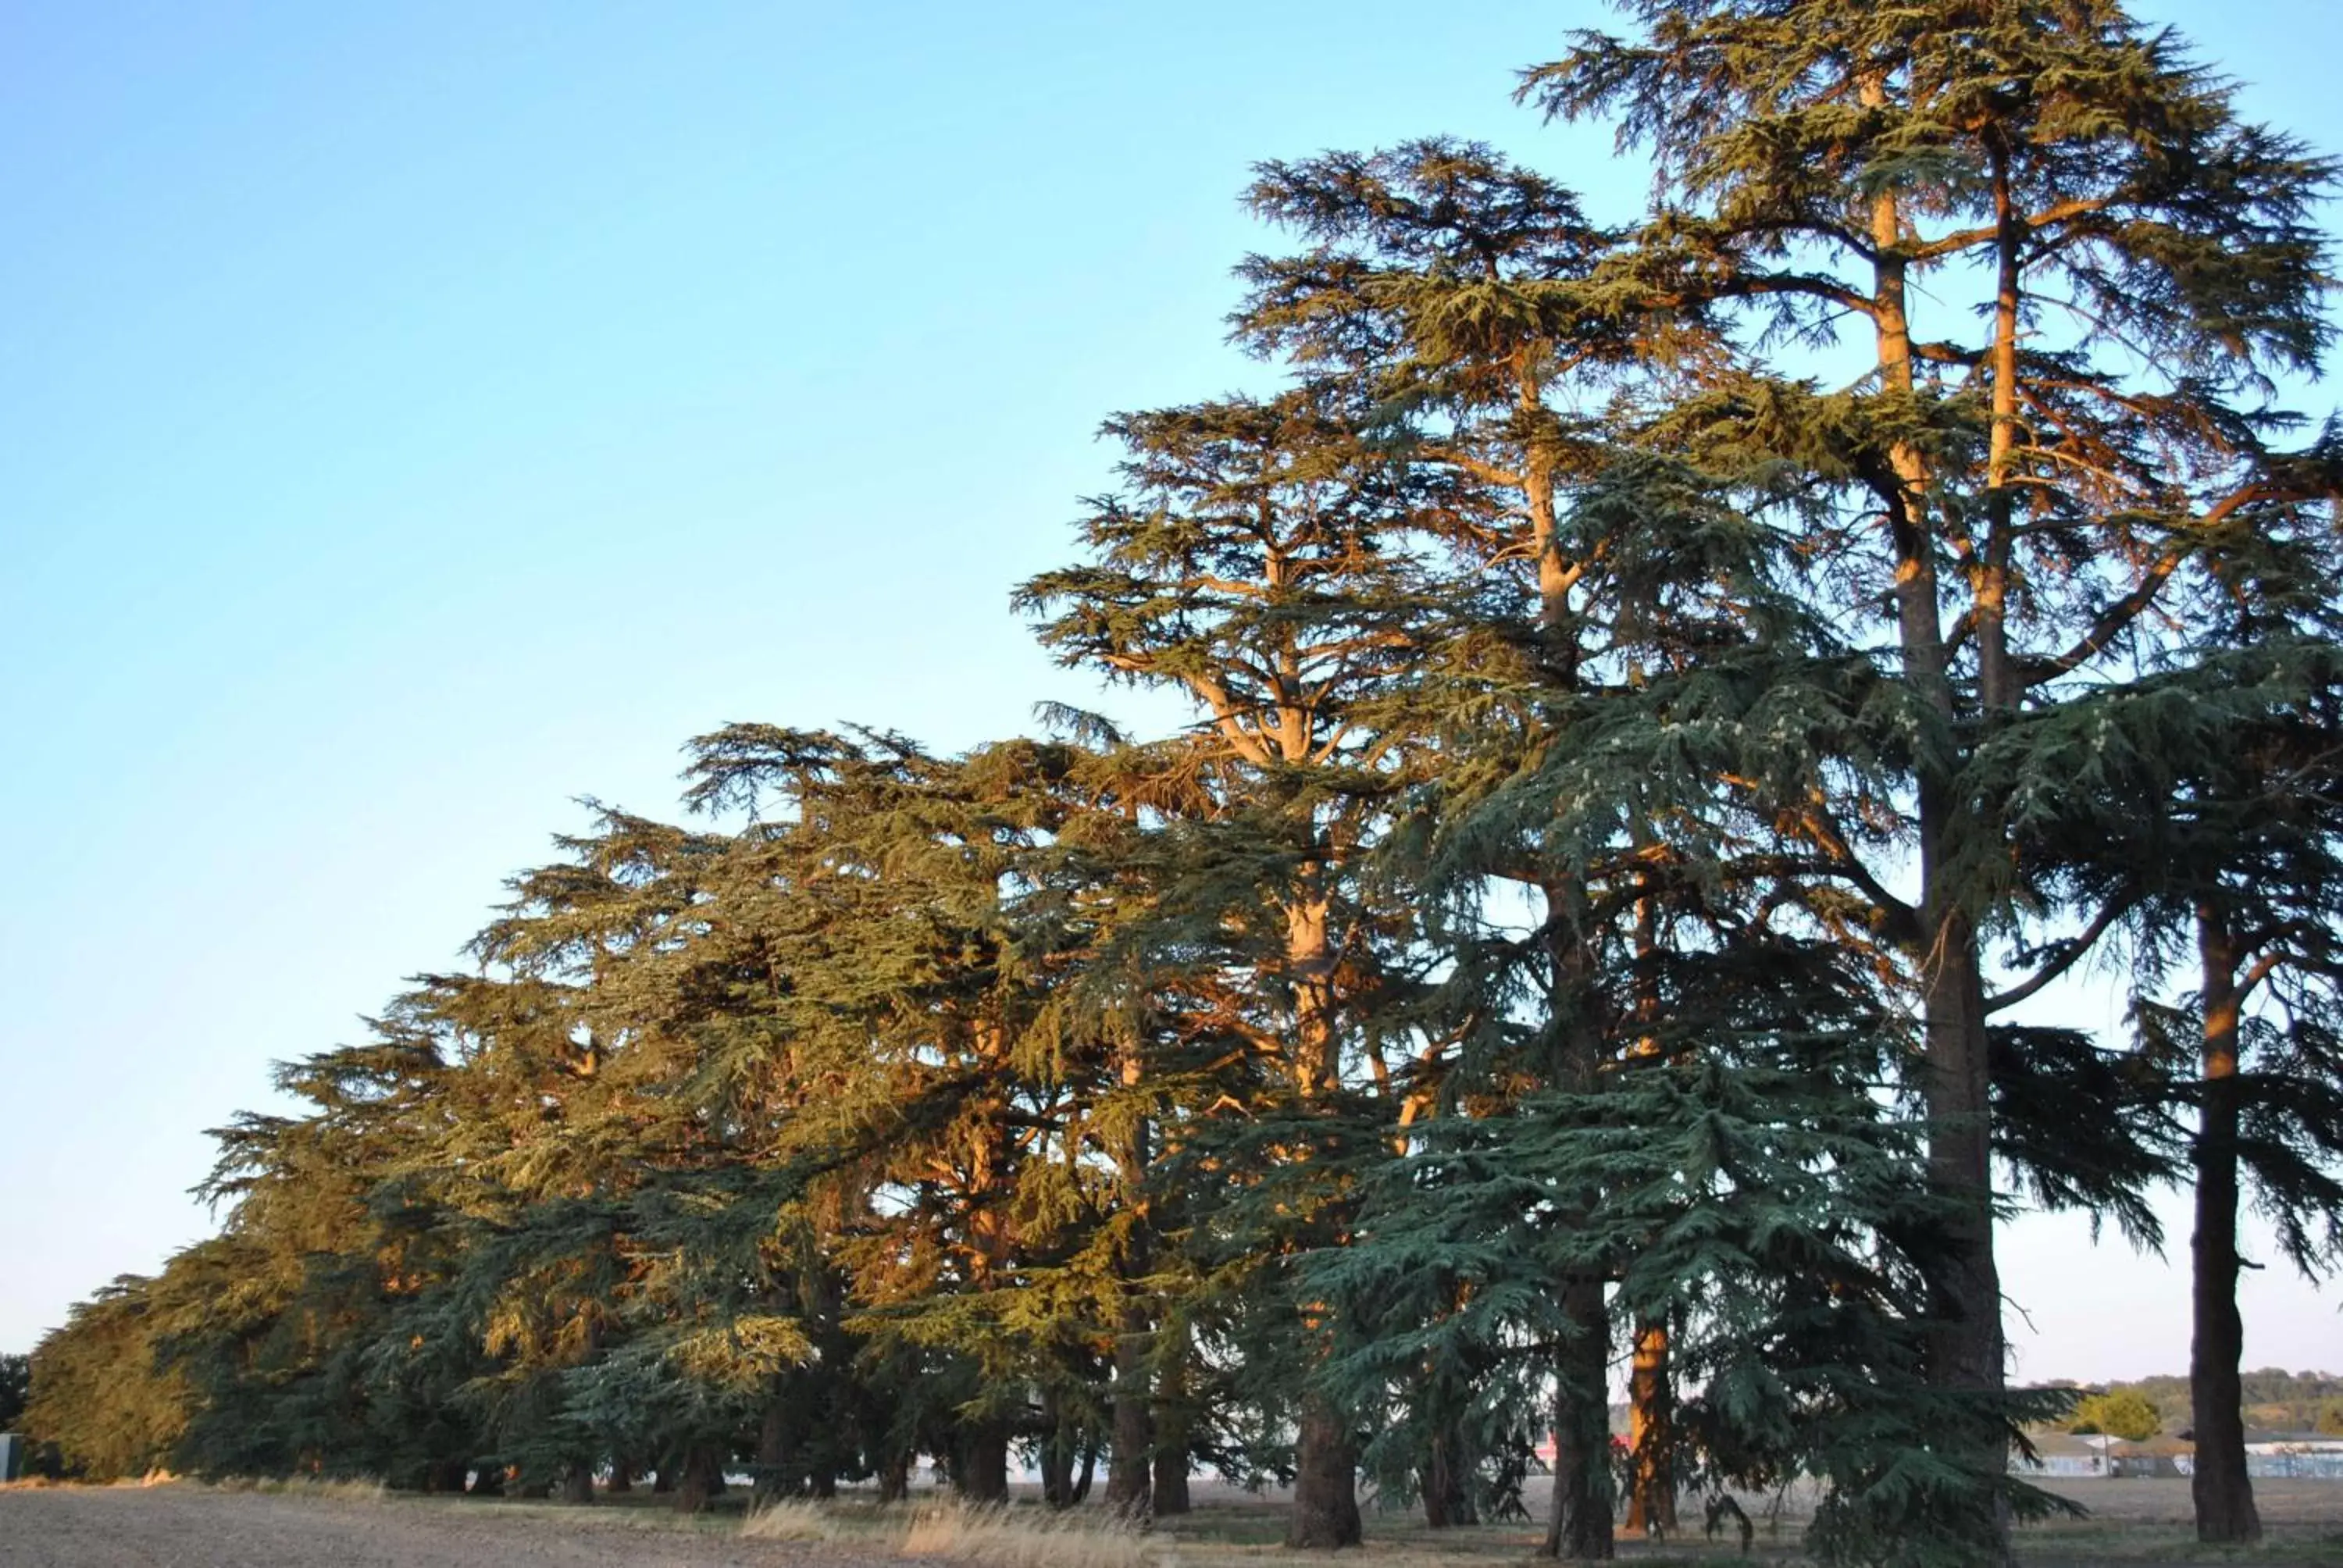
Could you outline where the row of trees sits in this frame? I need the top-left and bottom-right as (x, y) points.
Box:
(2077, 1369), (2343, 1437)
(23, 4), (2343, 1561)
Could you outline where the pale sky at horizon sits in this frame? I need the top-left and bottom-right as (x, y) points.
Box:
(4, 0), (2340, 1384)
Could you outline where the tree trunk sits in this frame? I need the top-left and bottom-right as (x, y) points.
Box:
(757, 1394), (791, 1502)
(1920, 909), (2010, 1536)
(1624, 1319), (1673, 1537)
(1284, 882), (1357, 1549)
(1107, 1317), (1154, 1514)
(2191, 907), (2263, 1543)
(1422, 1417), (1477, 1528)
(1540, 877), (1614, 1562)
(958, 1422), (1010, 1504)
(1288, 893), (1338, 1099)
(1858, 108), (2011, 1563)
(1152, 1338), (1192, 1516)
(879, 1450), (911, 1503)
(1542, 1274), (1614, 1560)
(1287, 1393), (1362, 1548)
(676, 1442), (726, 1513)
(1040, 1384), (1077, 1509)
(651, 1460), (674, 1495)
(1977, 137), (2022, 716)
(605, 1455), (633, 1495)
(428, 1457), (470, 1495)
(562, 1462), (595, 1505)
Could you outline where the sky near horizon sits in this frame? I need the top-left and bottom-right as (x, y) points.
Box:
(4, 1), (2340, 1381)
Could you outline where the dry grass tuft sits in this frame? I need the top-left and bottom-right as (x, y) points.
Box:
(743, 1499), (1163, 1568)
(899, 1501), (1159, 1568)
(208, 1475), (387, 1503)
(740, 1497), (864, 1543)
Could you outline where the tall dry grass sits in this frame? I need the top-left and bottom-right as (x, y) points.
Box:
(740, 1497), (865, 1544)
(743, 1498), (1163, 1568)
(208, 1475), (387, 1503)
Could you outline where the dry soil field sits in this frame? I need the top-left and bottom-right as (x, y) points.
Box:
(0, 1484), (891, 1568)
(3, 1477), (2342, 1568)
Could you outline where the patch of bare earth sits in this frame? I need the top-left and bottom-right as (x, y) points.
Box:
(0, 1484), (904, 1568)
(2014, 1477), (2343, 1566)
(8, 1476), (2343, 1567)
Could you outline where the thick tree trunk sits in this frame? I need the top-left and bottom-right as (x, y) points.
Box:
(1107, 1316), (1154, 1514)
(756, 1394), (791, 1502)
(1421, 1419), (1478, 1528)
(1539, 875), (1614, 1562)
(605, 1456), (633, 1495)
(1284, 883), (1358, 1549)
(1152, 1340), (1192, 1516)
(1914, 935), (2012, 1520)
(1040, 1384), (1078, 1509)
(428, 1457), (471, 1495)
(1542, 1274), (1614, 1561)
(1624, 1319), (1674, 1537)
(676, 1441), (727, 1513)
(1040, 1440), (1075, 1508)
(651, 1460), (674, 1495)
(1287, 1394), (1362, 1548)
(879, 1451), (911, 1503)
(2191, 909), (2263, 1543)
(561, 1462), (595, 1505)
(1857, 134), (2011, 1560)
(1920, 918), (2010, 1547)
(958, 1422), (1010, 1504)
(1153, 1451), (1191, 1517)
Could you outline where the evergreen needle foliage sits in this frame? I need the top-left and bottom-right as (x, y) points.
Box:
(23, 7), (2339, 1566)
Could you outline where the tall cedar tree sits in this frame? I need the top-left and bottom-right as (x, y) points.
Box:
(1999, 455), (2343, 1542)
(675, 727), (1135, 1504)
(1018, 390), (1438, 1545)
(1234, 139), (1638, 1559)
(1527, 5), (2334, 1553)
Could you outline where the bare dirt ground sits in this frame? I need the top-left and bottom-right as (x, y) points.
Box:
(2010, 1477), (2343, 1566)
(2, 1477), (2340, 1568)
(0, 1485), (894, 1568)
(2030, 1476), (2343, 1530)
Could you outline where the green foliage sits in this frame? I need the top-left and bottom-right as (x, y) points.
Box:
(2079, 1369), (2343, 1435)
(0, 1352), (27, 1432)
(23, 1278), (191, 1481)
(2069, 1390), (2163, 1443)
(21, 6), (2341, 1564)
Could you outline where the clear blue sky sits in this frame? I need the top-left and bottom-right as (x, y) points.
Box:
(3, 1), (2338, 1381)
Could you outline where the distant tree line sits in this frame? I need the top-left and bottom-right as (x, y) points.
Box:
(22, 4), (2343, 1562)
(2067, 1370), (2343, 1438)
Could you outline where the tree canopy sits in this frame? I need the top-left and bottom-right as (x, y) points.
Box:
(23, 5), (2339, 1563)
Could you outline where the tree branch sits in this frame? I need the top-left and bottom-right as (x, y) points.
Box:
(1985, 896), (2134, 1015)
